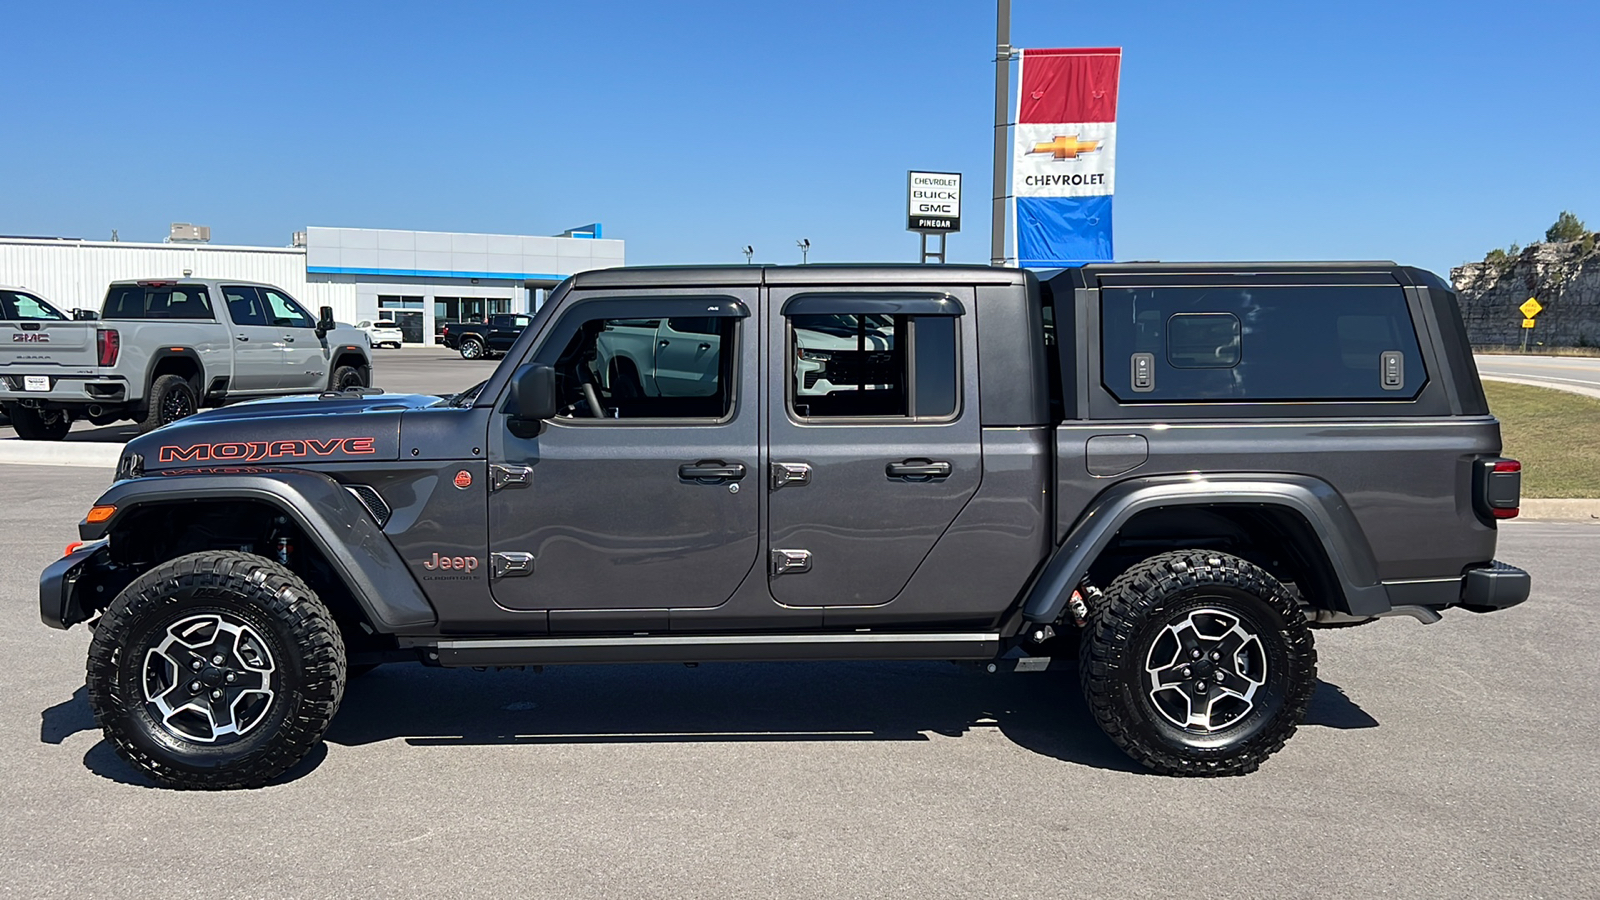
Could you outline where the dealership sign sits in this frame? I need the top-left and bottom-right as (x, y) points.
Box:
(907, 171), (962, 233)
(1013, 47), (1122, 267)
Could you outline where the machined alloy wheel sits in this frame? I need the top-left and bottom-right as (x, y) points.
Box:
(1081, 550), (1316, 776)
(87, 552), (346, 789)
(459, 338), (484, 359)
(1143, 608), (1269, 733)
(141, 613), (277, 743)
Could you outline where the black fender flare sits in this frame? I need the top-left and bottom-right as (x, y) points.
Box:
(79, 469), (437, 632)
(324, 341), (373, 390)
(141, 348), (205, 411)
(1022, 473), (1390, 624)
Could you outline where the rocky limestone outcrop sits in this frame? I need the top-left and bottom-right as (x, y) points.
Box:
(1452, 240), (1600, 349)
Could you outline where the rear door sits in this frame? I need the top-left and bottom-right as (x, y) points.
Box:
(220, 286), (286, 392)
(0, 290), (97, 381)
(765, 285), (980, 608)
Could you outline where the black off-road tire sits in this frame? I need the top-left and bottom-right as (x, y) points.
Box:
(1080, 550), (1316, 776)
(138, 374), (199, 434)
(330, 365), (366, 391)
(459, 337), (485, 360)
(85, 552), (346, 790)
(8, 404), (70, 440)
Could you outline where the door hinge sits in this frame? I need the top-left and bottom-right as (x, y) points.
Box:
(490, 464), (532, 492)
(491, 552), (535, 579)
(770, 462), (812, 491)
(770, 549), (812, 576)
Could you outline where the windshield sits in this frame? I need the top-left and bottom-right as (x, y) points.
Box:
(1, 290), (68, 321)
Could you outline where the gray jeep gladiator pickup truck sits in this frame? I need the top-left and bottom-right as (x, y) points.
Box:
(40, 262), (1529, 789)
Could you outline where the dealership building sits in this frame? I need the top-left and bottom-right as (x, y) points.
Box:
(0, 224), (624, 345)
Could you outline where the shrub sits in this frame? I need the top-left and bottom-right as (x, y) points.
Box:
(1546, 210), (1587, 243)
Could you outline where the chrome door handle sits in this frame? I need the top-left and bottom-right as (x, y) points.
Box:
(886, 459), (952, 480)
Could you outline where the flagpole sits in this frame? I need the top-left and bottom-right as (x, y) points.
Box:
(990, 0), (1011, 266)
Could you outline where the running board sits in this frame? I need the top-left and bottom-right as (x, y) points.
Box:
(420, 632), (1002, 667)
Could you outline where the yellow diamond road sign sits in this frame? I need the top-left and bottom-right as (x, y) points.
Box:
(1520, 297), (1543, 318)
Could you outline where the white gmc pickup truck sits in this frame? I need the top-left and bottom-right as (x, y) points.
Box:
(0, 280), (371, 440)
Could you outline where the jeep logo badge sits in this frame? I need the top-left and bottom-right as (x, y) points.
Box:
(453, 470), (473, 489)
(422, 552), (479, 572)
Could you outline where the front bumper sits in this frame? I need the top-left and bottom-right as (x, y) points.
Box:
(39, 539), (110, 629)
(1460, 560), (1531, 613)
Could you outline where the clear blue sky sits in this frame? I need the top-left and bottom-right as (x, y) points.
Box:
(2, 1), (1595, 276)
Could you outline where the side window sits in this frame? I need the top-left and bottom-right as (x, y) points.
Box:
(261, 289), (314, 328)
(535, 312), (737, 420)
(1101, 284), (1426, 402)
(222, 286), (269, 327)
(788, 312), (960, 420)
(1, 291), (67, 320)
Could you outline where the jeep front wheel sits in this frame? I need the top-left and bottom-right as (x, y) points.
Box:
(85, 552), (346, 789)
(1080, 550), (1316, 776)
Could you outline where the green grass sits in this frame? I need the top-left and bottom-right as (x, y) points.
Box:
(1483, 380), (1600, 497)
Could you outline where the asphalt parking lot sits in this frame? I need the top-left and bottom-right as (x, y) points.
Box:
(1, 464), (1595, 898)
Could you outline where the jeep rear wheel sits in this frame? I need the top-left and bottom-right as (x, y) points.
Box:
(459, 337), (485, 359)
(85, 552), (346, 790)
(1080, 550), (1316, 776)
(8, 404), (70, 440)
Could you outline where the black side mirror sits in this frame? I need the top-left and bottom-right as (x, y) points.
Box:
(72, 309), (99, 321)
(508, 364), (559, 422)
(315, 306), (335, 338)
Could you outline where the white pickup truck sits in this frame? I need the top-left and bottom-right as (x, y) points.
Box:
(0, 279), (372, 440)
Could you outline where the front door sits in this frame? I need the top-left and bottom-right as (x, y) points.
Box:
(765, 286), (981, 607)
(487, 291), (760, 614)
(260, 288), (324, 390)
(220, 286), (286, 393)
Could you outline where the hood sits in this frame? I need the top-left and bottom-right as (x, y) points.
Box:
(126, 392), (442, 471)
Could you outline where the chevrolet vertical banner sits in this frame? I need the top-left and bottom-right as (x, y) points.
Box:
(1013, 47), (1122, 267)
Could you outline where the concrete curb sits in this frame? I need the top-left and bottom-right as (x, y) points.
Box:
(0, 440), (122, 468)
(1480, 375), (1600, 401)
(1517, 499), (1600, 522)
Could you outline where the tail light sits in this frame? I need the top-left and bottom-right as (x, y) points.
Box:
(1473, 458), (1521, 522)
(96, 328), (120, 366)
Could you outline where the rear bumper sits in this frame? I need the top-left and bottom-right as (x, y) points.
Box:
(1460, 561), (1531, 612)
(0, 375), (129, 405)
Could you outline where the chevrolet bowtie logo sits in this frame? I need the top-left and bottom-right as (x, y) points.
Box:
(1029, 135), (1101, 160)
